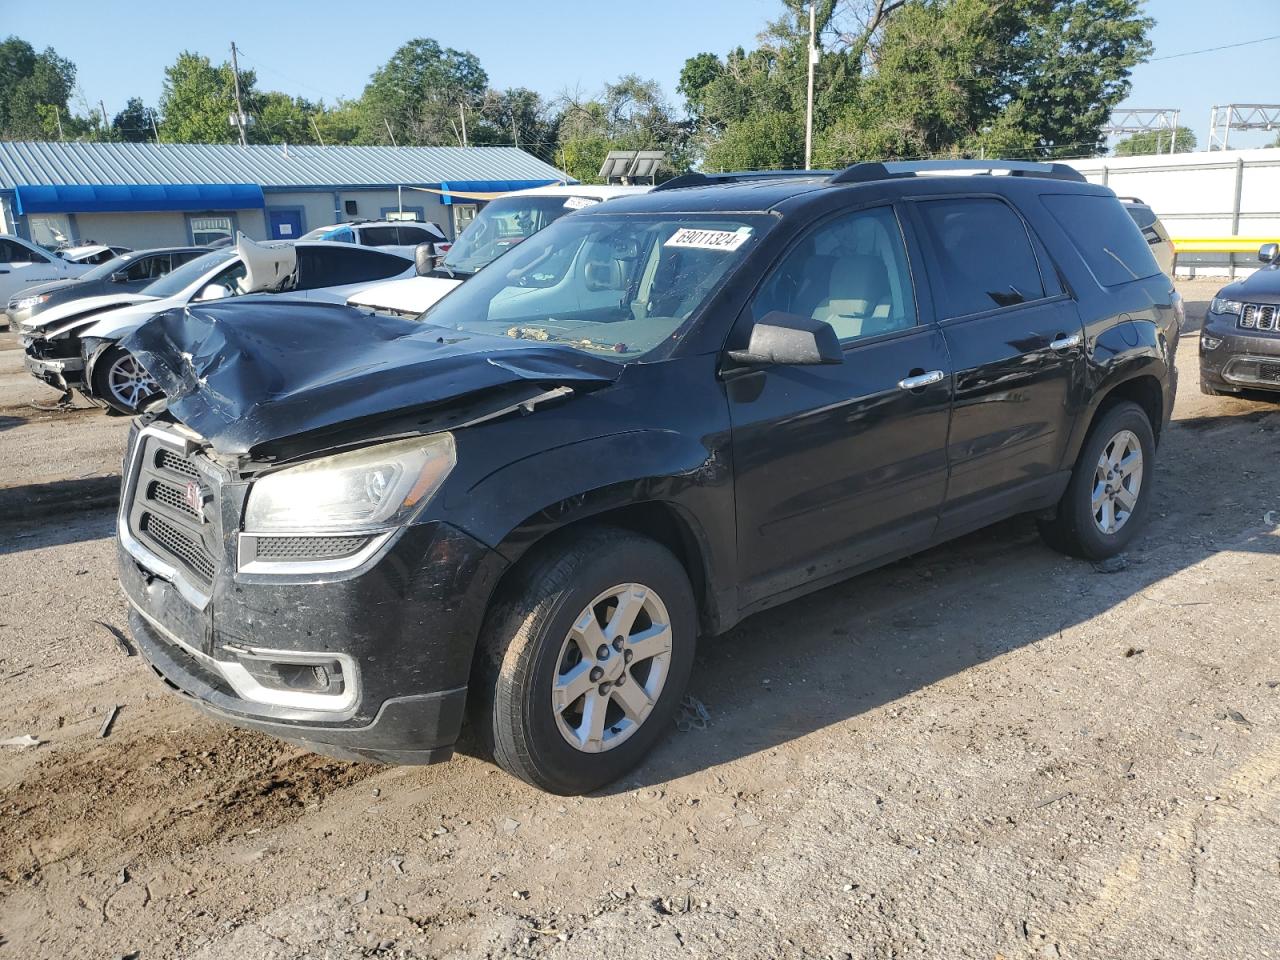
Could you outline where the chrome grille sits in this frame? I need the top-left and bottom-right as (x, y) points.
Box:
(128, 437), (221, 587)
(1240, 303), (1278, 331)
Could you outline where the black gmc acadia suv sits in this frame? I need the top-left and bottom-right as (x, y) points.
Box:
(117, 160), (1178, 794)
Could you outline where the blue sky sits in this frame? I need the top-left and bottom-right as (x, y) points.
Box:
(1, 0), (1272, 152)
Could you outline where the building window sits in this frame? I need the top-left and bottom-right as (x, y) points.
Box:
(189, 215), (234, 246)
(28, 215), (74, 248)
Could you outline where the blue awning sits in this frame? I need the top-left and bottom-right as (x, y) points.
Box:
(436, 178), (561, 204)
(13, 182), (266, 215)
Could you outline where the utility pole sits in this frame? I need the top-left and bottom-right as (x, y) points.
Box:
(384, 117), (398, 147)
(310, 115), (326, 147)
(804, 2), (817, 169)
(229, 41), (248, 147)
(150, 110), (160, 144)
(460, 103), (468, 147)
(99, 100), (110, 133)
(54, 106), (65, 141)
(511, 114), (519, 148)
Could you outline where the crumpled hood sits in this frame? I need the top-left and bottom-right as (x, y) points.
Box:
(21, 292), (157, 337)
(346, 274), (461, 314)
(122, 299), (622, 457)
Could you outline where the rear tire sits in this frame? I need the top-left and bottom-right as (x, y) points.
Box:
(1038, 400), (1155, 560)
(91, 345), (160, 415)
(470, 527), (696, 795)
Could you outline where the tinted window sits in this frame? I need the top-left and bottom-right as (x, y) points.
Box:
(0, 239), (45, 264)
(916, 198), (1046, 318)
(1123, 203), (1158, 230)
(396, 225), (437, 245)
(752, 206), (917, 343)
(1046, 194), (1162, 286)
(358, 226), (401, 246)
(296, 246), (409, 288)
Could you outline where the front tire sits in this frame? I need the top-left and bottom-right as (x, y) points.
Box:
(1039, 400), (1155, 560)
(471, 527), (697, 794)
(91, 345), (160, 415)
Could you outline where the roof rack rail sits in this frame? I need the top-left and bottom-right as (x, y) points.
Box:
(652, 169), (835, 192)
(828, 159), (1087, 185)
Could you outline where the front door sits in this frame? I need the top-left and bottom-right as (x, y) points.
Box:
(727, 204), (953, 609)
(0, 238), (65, 303)
(908, 196), (1087, 533)
(267, 208), (304, 241)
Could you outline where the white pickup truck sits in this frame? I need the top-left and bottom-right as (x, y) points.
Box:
(345, 184), (652, 317)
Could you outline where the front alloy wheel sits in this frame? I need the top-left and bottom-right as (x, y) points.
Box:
(93, 346), (160, 414)
(552, 583), (674, 754)
(472, 528), (696, 794)
(1091, 429), (1143, 535)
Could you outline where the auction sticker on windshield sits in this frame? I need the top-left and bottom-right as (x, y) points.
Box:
(563, 196), (600, 210)
(664, 227), (752, 251)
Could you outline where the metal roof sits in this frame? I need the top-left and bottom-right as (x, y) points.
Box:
(0, 141), (570, 191)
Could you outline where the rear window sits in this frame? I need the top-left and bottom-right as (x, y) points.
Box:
(1043, 194), (1161, 286)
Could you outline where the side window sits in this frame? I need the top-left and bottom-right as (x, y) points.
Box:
(396, 226), (434, 245)
(124, 255), (170, 281)
(0, 239), (45, 264)
(358, 226), (401, 247)
(207, 260), (248, 297)
(916, 198), (1046, 318)
(751, 205), (917, 343)
(297, 247), (409, 289)
(1044, 194), (1161, 286)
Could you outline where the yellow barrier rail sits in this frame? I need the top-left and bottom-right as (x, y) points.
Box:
(1172, 237), (1277, 255)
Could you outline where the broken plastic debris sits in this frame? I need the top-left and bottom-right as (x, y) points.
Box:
(675, 695), (710, 732)
(1, 734), (41, 748)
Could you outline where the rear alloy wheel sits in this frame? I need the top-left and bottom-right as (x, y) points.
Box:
(93, 346), (160, 415)
(1038, 400), (1155, 559)
(472, 528), (696, 794)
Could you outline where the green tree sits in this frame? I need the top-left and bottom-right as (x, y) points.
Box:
(472, 87), (559, 160)
(360, 38), (487, 145)
(1114, 126), (1196, 156)
(253, 92), (319, 144)
(158, 51), (259, 143)
(111, 97), (157, 142)
(555, 76), (688, 182)
(0, 36), (78, 139)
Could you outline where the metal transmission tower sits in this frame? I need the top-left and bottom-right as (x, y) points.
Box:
(1208, 104), (1280, 151)
(1103, 108), (1182, 153)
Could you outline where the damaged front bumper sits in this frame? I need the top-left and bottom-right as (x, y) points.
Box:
(118, 426), (509, 764)
(21, 335), (87, 393)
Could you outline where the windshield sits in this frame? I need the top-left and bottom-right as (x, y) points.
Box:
(80, 255), (132, 282)
(439, 195), (604, 277)
(422, 213), (766, 359)
(141, 250), (234, 298)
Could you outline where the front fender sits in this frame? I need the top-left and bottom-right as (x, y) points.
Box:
(440, 427), (738, 631)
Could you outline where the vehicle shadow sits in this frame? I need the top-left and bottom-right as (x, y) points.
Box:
(0, 415), (26, 433)
(0, 477), (119, 554)
(579, 405), (1280, 792)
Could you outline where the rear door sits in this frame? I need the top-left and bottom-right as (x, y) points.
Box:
(727, 203), (953, 607)
(909, 196), (1086, 534)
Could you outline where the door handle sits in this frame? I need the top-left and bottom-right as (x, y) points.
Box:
(898, 369), (946, 391)
(1049, 333), (1082, 351)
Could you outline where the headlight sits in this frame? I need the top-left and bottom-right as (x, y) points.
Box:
(1210, 297), (1243, 317)
(243, 433), (456, 535)
(12, 293), (51, 311)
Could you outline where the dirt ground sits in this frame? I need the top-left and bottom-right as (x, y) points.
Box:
(1, 279), (1278, 959)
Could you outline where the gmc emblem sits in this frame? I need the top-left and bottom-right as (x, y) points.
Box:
(183, 480), (210, 523)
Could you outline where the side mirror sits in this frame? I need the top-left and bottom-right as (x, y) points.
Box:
(727, 311), (843, 366)
(414, 242), (434, 277)
(195, 283), (228, 302)
(109, 270), (129, 283)
(1259, 242), (1279, 264)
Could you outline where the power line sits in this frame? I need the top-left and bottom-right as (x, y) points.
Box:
(1149, 33), (1280, 62)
